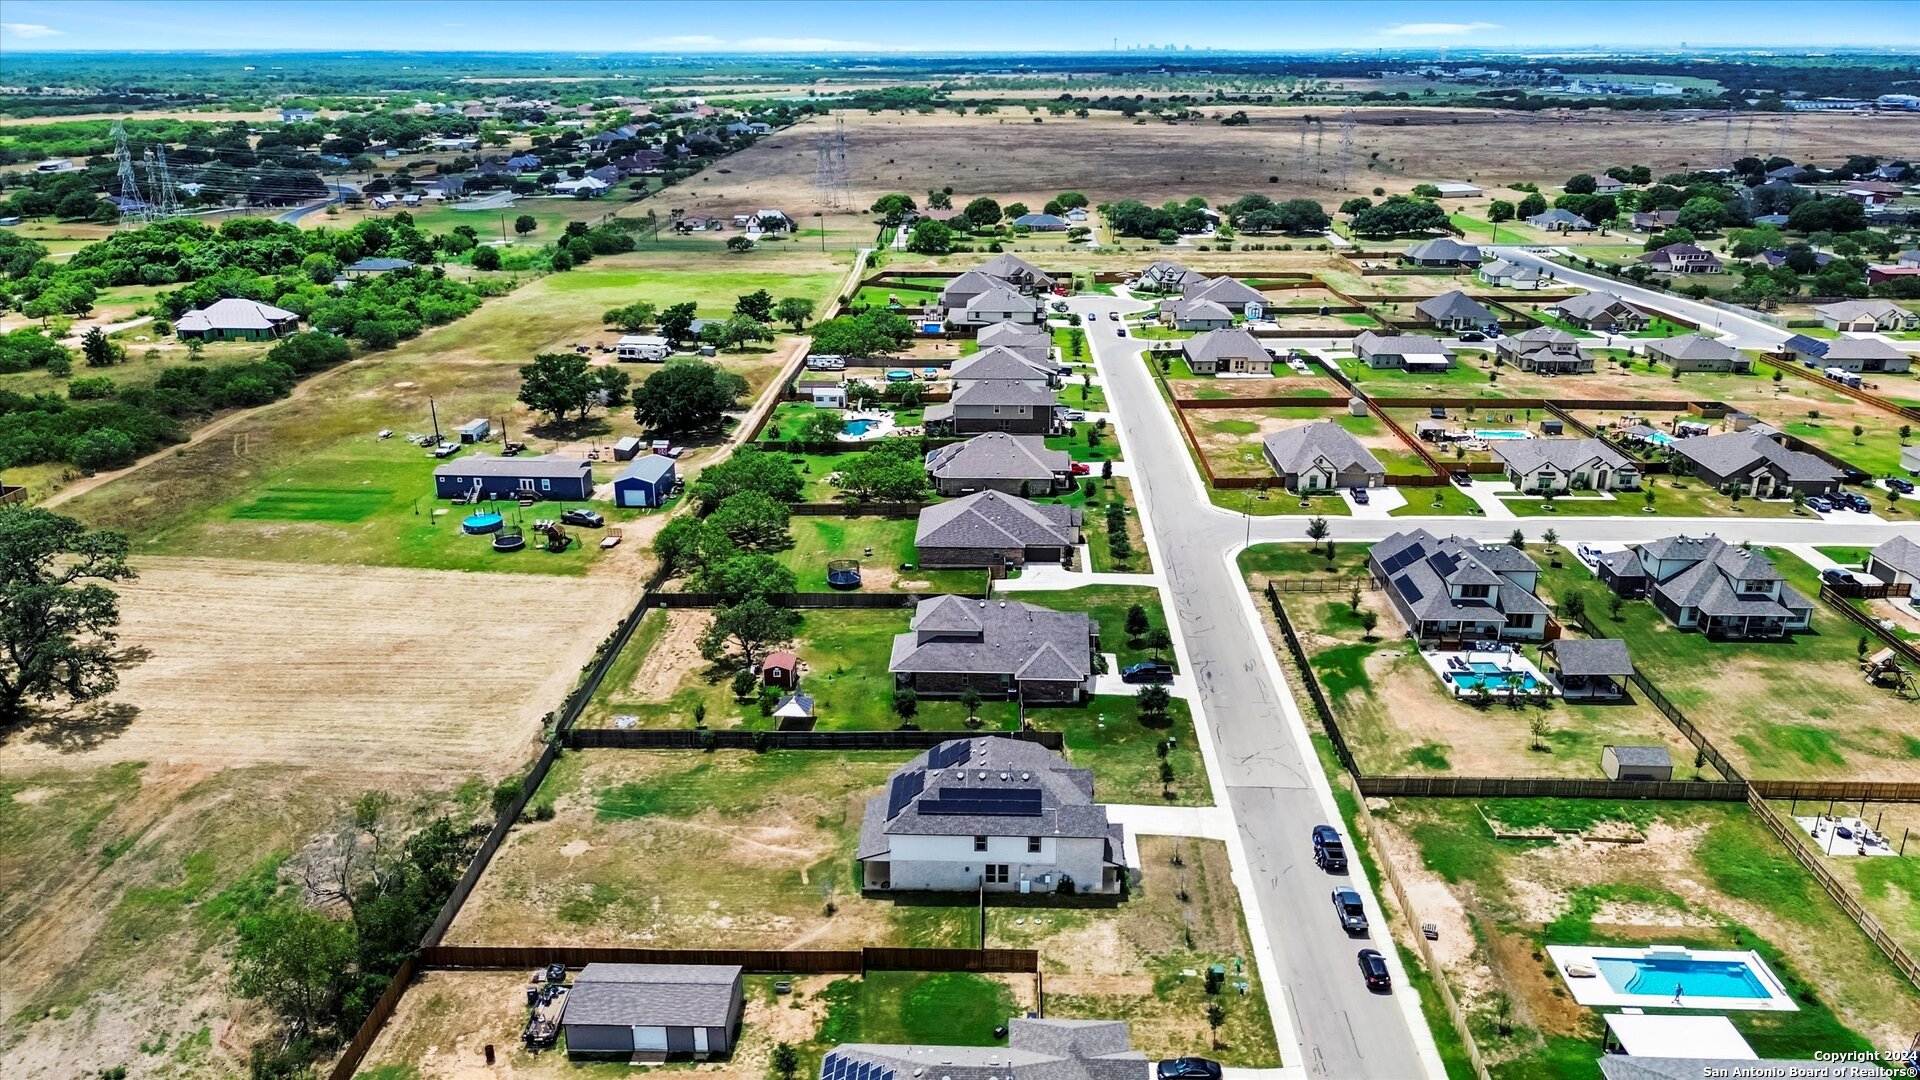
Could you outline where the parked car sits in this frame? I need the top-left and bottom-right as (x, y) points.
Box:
(1058, 365), (1075, 376)
(1804, 496), (1832, 513)
(1117, 327), (1127, 336)
(1482, 325), (1503, 339)
(1450, 470), (1473, 486)
(1071, 462), (1092, 476)
(1350, 486), (1370, 505)
(1157, 1059), (1223, 1080)
(1122, 661), (1175, 684)
(1357, 949), (1391, 992)
(1331, 886), (1369, 935)
(1888, 478), (1916, 494)
(1108, 311), (1120, 321)
(1845, 492), (1873, 512)
(1064, 409), (1088, 422)
(1313, 824), (1348, 872)
(1456, 330), (1486, 342)
(1821, 568), (1855, 586)
(560, 509), (605, 529)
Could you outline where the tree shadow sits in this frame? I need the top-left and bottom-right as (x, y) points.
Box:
(524, 415), (615, 442)
(18, 700), (141, 753)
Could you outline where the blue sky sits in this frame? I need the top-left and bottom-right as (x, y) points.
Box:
(2, 0), (1917, 52)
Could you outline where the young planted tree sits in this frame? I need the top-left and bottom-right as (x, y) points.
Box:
(1137, 683), (1172, 720)
(1306, 516), (1330, 552)
(892, 688), (919, 723)
(1145, 627), (1173, 661)
(1125, 602), (1152, 640)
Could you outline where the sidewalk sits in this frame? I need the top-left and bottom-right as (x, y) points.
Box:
(993, 560), (1165, 592)
(1106, 803), (1236, 867)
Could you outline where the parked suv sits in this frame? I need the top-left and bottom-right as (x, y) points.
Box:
(1122, 661), (1175, 684)
(1357, 949), (1392, 992)
(1331, 887), (1369, 935)
(561, 509), (604, 528)
(1312, 824), (1348, 872)
(1157, 1059), (1223, 1080)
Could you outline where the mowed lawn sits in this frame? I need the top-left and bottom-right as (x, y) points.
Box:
(775, 514), (987, 594)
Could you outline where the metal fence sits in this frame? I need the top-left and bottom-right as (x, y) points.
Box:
(1262, 582), (1354, 772)
(1356, 775), (1746, 800)
(1819, 585), (1920, 667)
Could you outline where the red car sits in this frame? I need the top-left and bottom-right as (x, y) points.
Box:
(1071, 462), (1092, 475)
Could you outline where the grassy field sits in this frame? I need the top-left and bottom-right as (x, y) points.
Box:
(1012, 584), (1176, 673)
(1538, 550), (1920, 782)
(775, 514), (986, 593)
(1374, 798), (1920, 1078)
(1031, 475), (1151, 573)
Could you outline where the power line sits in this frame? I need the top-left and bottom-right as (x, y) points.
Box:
(112, 119), (151, 224)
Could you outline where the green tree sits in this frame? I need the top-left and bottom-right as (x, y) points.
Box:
(659, 301), (700, 343)
(869, 193), (917, 226)
(726, 235), (756, 253)
(690, 447), (805, 510)
(230, 907), (356, 1037)
(80, 326), (122, 368)
(905, 218), (956, 255)
(800, 408), (848, 449)
(1306, 516), (1330, 552)
(962, 196), (1003, 228)
(1508, 529), (1526, 549)
(1125, 602), (1151, 639)
(0, 507), (135, 729)
(516, 351), (599, 422)
(1564, 173), (1597, 195)
(1145, 627), (1173, 660)
(692, 554), (799, 606)
(1487, 199), (1516, 223)
(773, 296), (816, 331)
(604, 301), (657, 333)
(1517, 192), (1548, 218)
(1206, 1002), (1227, 1048)
(698, 598), (800, 668)
(471, 245), (501, 271)
(734, 289), (776, 322)
(892, 688), (919, 722)
(835, 442), (933, 501)
(514, 214), (537, 235)
(631, 360), (747, 434)
(1137, 683), (1172, 719)
(960, 687), (984, 723)
(707, 491), (791, 551)
(1358, 610), (1379, 638)
(810, 311), (915, 357)
(772, 1042), (800, 1080)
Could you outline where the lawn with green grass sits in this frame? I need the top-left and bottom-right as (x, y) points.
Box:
(1057, 380), (1108, 411)
(1501, 476), (1800, 519)
(1047, 421), (1124, 463)
(1816, 546), (1875, 567)
(777, 514), (985, 593)
(1391, 483), (1485, 516)
(1209, 486), (1353, 516)
(1013, 584), (1177, 672)
(1039, 696), (1208, 805)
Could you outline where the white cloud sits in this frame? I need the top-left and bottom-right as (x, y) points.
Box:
(1378, 21), (1500, 36)
(1, 23), (65, 39)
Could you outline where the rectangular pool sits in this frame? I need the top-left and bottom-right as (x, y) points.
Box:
(1546, 945), (1798, 1011)
(1595, 955), (1771, 1000)
(1451, 663), (1541, 693)
(1472, 429), (1533, 440)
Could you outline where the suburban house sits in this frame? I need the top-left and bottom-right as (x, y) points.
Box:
(1668, 430), (1842, 497)
(887, 598), (1097, 704)
(175, 298), (299, 342)
(1816, 299), (1915, 331)
(924, 432), (1073, 497)
(937, 270), (1004, 312)
(1159, 296), (1235, 330)
(1261, 421), (1386, 492)
(1542, 639), (1634, 702)
(925, 379), (1058, 435)
(1478, 258), (1550, 289)
(1413, 289), (1497, 331)
(551, 176), (609, 197)
(948, 285), (1041, 327)
(914, 490), (1081, 570)
(1548, 291), (1651, 332)
(973, 253), (1056, 292)
(1647, 334), (1752, 373)
(1601, 744), (1674, 781)
(342, 256), (413, 278)
(1012, 212), (1069, 231)
(1629, 210), (1680, 232)
(1757, 248), (1833, 271)
(1493, 438), (1638, 493)
(1619, 535), (1815, 638)
(559, 964), (743, 1061)
(1526, 208), (1595, 231)
(1638, 243), (1723, 274)
(1866, 535), (1920, 589)
(1137, 260), (1203, 293)
(1179, 275), (1267, 314)
(856, 737), (1120, 893)
(615, 335), (672, 362)
(433, 455), (595, 502)
(951, 345), (1059, 387)
(1497, 327), (1595, 373)
(612, 455), (676, 508)
(1820, 337), (1913, 373)
(1368, 529), (1552, 644)
(1594, 175), (1628, 194)
(1403, 238), (1482, 267)
(821, 1018), (1146, 1079)
(1180, 327), (1274, 374)
(1352, 331), (1456, 370)
(977, 318), (1052, 349)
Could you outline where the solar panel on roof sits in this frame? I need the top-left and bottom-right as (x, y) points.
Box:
(821, 1052), (843, 1080)
(1394, 574), (1424, 604)
(929, 741), (973, 769)
(886, 769), (926, 819)
(1429, 551), (1458, 576)
(919, 788), (1044, 816)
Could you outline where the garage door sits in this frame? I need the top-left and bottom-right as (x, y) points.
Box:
(630, 1026), (668, 1051)
(617, 486), (649, 508)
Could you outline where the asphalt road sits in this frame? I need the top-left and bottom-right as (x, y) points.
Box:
(1071, 295), (1443, 1080)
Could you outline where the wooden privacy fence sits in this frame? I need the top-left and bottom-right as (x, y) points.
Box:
(1769, 355), (1920, 424)
(1176, 396), (1358, 410)
(1819, 585), (1920, 667)
(653, 591), (988, 609)
(1356, 775), (1746, 800)
(0, 484), (26, 507)
(570, 728), (1066, 751)
(789, 501), (930, 516)
(1750, 779), (1920, 802)
(1826, 579), (1912, 601)
(418, 945), (1041, 974)
(328, 955), (419, 1080)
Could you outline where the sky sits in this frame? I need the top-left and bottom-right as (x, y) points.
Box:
(2, 0), (1918, 53)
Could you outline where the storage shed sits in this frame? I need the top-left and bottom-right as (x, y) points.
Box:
(1602, 744), (1674, 782)
(762, 650), (799, 689)
(560, 963), (743, 1060)
(456, 418), (491, 443)
(433, 455), (593, 502)
(613, 436), (644, 461)
(612, 455), (676, 508)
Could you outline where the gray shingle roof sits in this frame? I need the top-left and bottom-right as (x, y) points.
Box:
(1479, 257), (1547, 284)
(1492, 437), (1631, 475)
(915, 490), (1080, 551)
(1872, 535), (1920, 579)
(822, 1017), (1144, 1080)
(1607, 744), (1671, 766)
(562, 964), (740, 1028)
(1261, 421), (1385, 477)
(1182, 326), (1270, 367)
(926, 433), (1070, 485)
(1646, 536), (1813, 619)
(888, 597), (1094, 684)
(1353, 330), (1455, 359)
(939, 270), (1000, 305)
(1549, 638), (1633, 676)
(1162, 297), (1234, 323)
(175, 297), (297, 332)
(1369, 528), (1549, 624)
(1181, 275), (1266, 306)
(963, 286), (1040, 316)
(952, 345), (1056, 383)
(858, 735), (1106, 851)
(951, 378), (1057, 409)
(1404, 238), (1482, 263)
(1551, 290), (1644, 323)
(977, 320), (1050, 347)
(1648, 333), (1740, 363)
(1816, 298), (1910, 322)
(1822, 337), (1908, 363)
(1526, 208), (1593, 229)
(1415, 289), (1496, 324)
(1669, 431), (1841, 484)
(975, 253), (1054, 287)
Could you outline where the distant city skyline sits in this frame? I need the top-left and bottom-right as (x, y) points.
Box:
(3, 0), (1918, 53)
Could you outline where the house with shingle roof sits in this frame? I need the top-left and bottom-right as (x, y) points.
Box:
(1403, 238), (1482, 266)
(974, 319), (1053, 364)
(1638, 242), (1722, 274)
(1478, 258), (1550, 290)
(1158, 296), (1234, 330)
(1628, 535), (1814, 638)
(1497, 327), (1594, 373)
(914, 490), (1081, 569)
(1548, 291), (1651, 332)
(1493, 438), (1637, 493)
(1630, 210), (1680, 233)
(175, 298), (300, 342)
(560, 964), (743, 1060)
(925, 378), (1059, 435)
(1013, 212), (1069, 231)
(973, 253), (1055, 292)
(1526, 208), (1595, 232)
(1352, 331), (1455, 370)
(951, 345), (1058, 387)
(1180, 327), (1274, 375)
(924, 432), (1073, 497)
(1413, 289), (1497, 331)
(1668, 430), (1841, 497)
(888, 599), (1095, 707)
(822, 1017), (1145, 1079)
(1543, 639), (1634, 701)
(1368, 529), (1551, 644)
(856, 737), (1119, 892)
(1262, 421), (1386, 492)
(1647, 334), (1751, 373)
(1137, 260), (1203, 294)
(1821, 337), (1913, 374)
(1816, 299), (1915, 332)
(1179, 275), (1267, 314)
(1867, 535), (1920, 589)
(949, 285), (1041, 328)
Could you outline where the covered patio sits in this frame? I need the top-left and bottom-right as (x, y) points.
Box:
(1542, 638), (1634, 701)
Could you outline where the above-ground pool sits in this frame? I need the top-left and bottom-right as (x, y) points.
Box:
(1471, 429), (1533, 440)
(462, 511), (504, 535)
(1596, 956), (1770, 1000)
(885, 369), (912, 381)
(843, 419), (878, 437)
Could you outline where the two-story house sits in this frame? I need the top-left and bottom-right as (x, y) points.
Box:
(1637, 242), (1723, 274)
(1547, 291), (1651, 333)
(888, 596), (1096, 703)
(950, 345), (1059, 387)
(924, 379), (1059, 435)
(1369, 529), (1552, 645)
(857, 736), (1123, 894)
(1616, 535), (1814, 639)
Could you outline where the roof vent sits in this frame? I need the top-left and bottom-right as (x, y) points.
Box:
(1022, 772), (1031, 780)
(1000, 772), (1009, 780)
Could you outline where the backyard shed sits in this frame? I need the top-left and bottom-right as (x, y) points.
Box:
(612, 455), (676, 508)
(434, 455), (593, 502)
(762, 650), (799, 689)
(560, 963), (743, 1060)
(456, 417), (491, 443)
(1602, 744), (1674, 782)
(613, 436), (644, 461)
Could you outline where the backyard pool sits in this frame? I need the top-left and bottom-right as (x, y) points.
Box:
(1449, 663), (1541, 693)
(1643, 430), (1677, 446)
(1471, 429), (1533, 440)
(461, 511), (504, 535)
(1596, 955), (1769, 1000)
(1547, 945), (1797, 1011)
(843, 419), (879, 437)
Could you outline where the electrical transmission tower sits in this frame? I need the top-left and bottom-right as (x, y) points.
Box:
(1718, 111), (1735, 169)
(113, 119), (151, 224)
(814, 117), (851, 210)
(1769, 111), (1793, 163)
(1336, 110), (1356, 191)
(1314, 119), (1326, 185)
(1296, 117), (1310, 186)
(142, 145), (181, 221)
(1740, 116), (1756, 164)
(831, 116), (851, 210)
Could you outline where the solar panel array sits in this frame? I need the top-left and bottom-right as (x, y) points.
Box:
(820, 1052), (897, 1080)
(1379, 540), (1427, 575)
(1429, 550), (1459, 577)
(929, 740), (974, 770)
(1394, 574), (1424, 604)
(918, 786), (1044, 817)
(886, 768), (926, 819)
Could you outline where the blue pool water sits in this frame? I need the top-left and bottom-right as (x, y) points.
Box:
(1451, 663), (1540, 692)
(461, 511), (504, 535)
(843, 419), (878, 437)
(1596, 955), (1770, 1000)
(1472, 429), (1532, 440)
(1644, 431), (1677, 446)
(886, 369), (912, 381)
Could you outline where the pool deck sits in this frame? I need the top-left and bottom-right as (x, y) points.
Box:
(1421, 647), (1554, 699)
(1545, 945), (1799, 1012)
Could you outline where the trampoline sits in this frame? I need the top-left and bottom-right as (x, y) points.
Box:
(492, 528), (526, 552)
(462, 511), (504, 535)
(826, 559), (863, 589)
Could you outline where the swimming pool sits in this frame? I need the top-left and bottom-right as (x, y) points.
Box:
(1596, 956), (1770, 1000)
(843, 419), (878, 437)
(1471, 429), (1533, 440)
(1643, 430), (1677, 446)
(1450, 662), (1541, 692)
